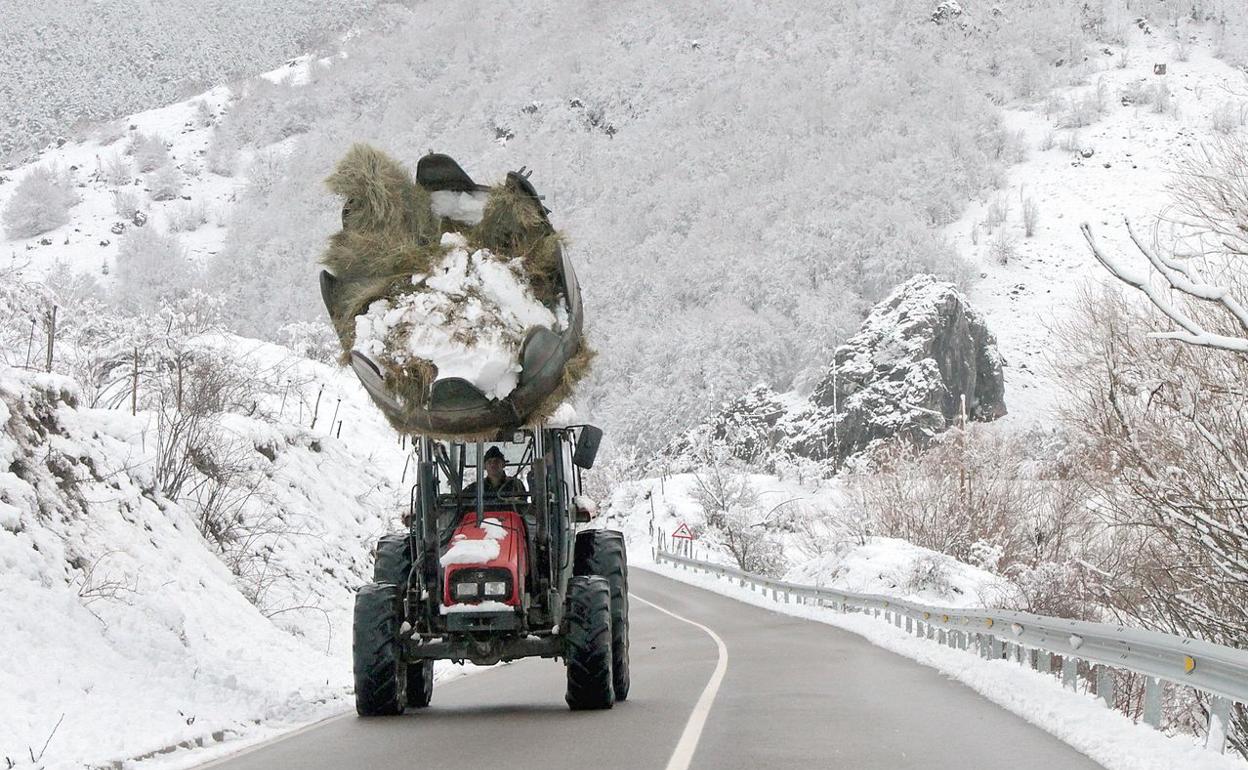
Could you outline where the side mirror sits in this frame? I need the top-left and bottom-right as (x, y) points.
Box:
(572, 425), (603, 469)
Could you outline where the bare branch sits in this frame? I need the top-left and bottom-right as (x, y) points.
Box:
(1081, 221), (1248, 354)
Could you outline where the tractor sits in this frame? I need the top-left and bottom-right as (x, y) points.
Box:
(352, 425), (630, 713)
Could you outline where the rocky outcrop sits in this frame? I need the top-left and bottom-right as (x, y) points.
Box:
(664, 274), (1006, 471)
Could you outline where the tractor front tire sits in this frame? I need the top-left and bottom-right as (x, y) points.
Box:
(564, 575), (615, 710)
(353, 582), (406, 716)
(406, 659), (434, 708)
(373, 532), (414, 587)
(574, 529), (630, 701)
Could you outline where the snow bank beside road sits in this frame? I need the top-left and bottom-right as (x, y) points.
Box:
(786, 536), (1012, 610)
(644, 560), (1244, 770)
(0, 352), (483, 770)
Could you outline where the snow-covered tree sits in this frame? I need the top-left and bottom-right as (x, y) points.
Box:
(2, 165), (79, 238)
(113, 228), (196, 312)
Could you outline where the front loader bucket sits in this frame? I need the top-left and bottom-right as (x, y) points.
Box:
(319, 154), (585, 437)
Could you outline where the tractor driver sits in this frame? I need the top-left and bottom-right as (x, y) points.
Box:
(462, 445), (527, 502)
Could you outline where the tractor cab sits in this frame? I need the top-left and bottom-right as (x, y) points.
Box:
(379, 425), (604, 642)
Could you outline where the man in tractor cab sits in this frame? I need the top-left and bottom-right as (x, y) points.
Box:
(462, 445), (527, 502)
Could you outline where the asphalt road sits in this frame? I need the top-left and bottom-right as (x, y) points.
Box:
(203, 569), (1103, 770)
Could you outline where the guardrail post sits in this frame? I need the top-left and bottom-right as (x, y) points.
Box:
(926, 623), (935, 640)
(905, 616), (913, 633)
(1096, 666), (1115, 708)
(1142, 677), (1163, 728)
(990, 636), (1003, 659)
(784, 591), (790, 604)
(895, 613), (902, 629)
(1037, 651), (1052, 674)
(938, 629), (947, 645)
(1206, 697), (1231, 753)
(1062, 657), (1078, 690)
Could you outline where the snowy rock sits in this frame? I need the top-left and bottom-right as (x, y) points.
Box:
(811, 274), (1007, 459)
(665, 275), (1006, 471)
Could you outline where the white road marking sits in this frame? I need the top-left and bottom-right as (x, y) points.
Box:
(632, 592), (730, 770)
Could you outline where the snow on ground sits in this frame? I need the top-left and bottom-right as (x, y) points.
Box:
(642, 558), (1245, 770)
(954, 25), (1248, 424)
(601, 473), (1010, 610)
(785, 537), (1013, 610)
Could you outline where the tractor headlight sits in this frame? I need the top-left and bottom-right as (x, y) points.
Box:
(454, 582), (480, 599)
(483, 581), (507, 597)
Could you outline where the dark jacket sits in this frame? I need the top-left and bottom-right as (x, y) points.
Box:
(462, 475), (527, 500)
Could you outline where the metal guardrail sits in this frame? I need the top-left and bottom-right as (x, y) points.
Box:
(654, 549), (1248, 754)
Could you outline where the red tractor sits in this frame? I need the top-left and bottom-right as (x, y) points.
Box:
(352, 426), (629, 713)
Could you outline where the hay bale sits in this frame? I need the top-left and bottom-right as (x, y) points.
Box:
(320, 146), (593, 425)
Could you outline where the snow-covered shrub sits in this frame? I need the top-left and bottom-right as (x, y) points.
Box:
(1210, 100), (1247, 134)
(166, 199), (209, 232)
(126, 132), (170, 173)
(1022, 197), (1039, 237)
(278, 321), (338, 364)
(0, 267), (54, 367)
(690, 443), (788, 576)
(984, 194), (1010, 227)
(111, 189), (143, 219)
(205, 128), (239, 177)
(1042, 93), (1067, 120)
(112, 228), (196, 312)
(1006, 560), (1098, 620)
(988, 230), (1015, 265)
(847, 424), (1097, 578)
(194, 99), (216, 128)
(1055, 283), (1248, 644)
(218, 76), (324, 148)
(148, 162), (183, 201)
(2, 165), (79, 238)
(904, 554), (953, 597)
(101, 151), (131, 186)
(1061, 91), (1103, 128)
(1150, 82), (1172, 114)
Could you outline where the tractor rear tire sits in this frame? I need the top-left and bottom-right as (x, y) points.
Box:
(564, 575), (615, 710)
(373, 532), (414, 587)
(406, 659), (434, 708)
(353, 582), (406, 716)
(574, 530), (630, 701)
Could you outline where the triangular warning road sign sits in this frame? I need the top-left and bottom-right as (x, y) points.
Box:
(672, 522), (695, 540)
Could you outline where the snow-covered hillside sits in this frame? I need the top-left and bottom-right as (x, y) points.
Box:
(0, 0), (389, 164)
(954, 23), (1248, 423)
(0, 338), (443, 769)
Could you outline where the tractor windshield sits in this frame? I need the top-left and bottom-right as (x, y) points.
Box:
(427, 433), (536, 541)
